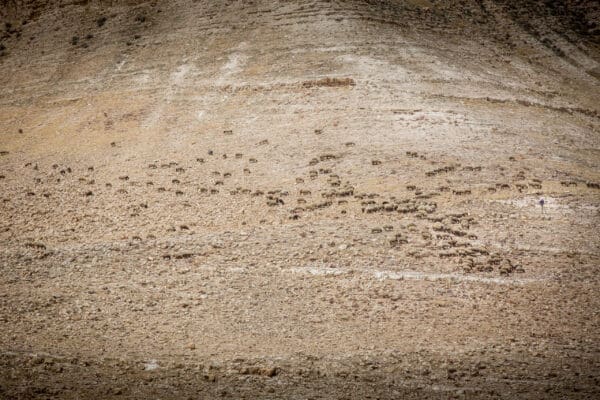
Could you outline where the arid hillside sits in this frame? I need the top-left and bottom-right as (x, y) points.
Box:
(1, 0), (599, 399)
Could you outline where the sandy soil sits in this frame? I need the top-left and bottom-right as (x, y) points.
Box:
(0, 0), (599, 398)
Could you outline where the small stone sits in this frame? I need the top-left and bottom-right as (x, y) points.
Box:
(262, 367), (278, 377)
(144, 360), (159, 371)
(205, 373), (217, 382)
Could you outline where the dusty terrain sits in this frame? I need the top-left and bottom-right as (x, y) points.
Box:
(0, 0), (599, 398)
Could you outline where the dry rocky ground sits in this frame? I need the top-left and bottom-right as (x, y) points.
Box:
(0, 0), (599, 398)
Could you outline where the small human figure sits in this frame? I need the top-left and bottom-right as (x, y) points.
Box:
(539, 198), (545, 214)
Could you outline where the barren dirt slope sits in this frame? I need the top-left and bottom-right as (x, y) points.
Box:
(0, 0), (599, 398)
